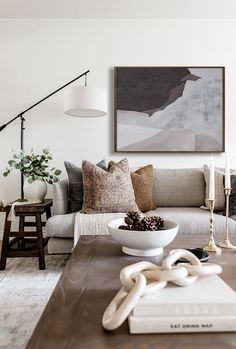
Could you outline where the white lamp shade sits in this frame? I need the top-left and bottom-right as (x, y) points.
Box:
(64, 85), (107, 117)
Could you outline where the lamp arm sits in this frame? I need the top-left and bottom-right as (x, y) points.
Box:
(0, 69), (90, 132)
(0, 69), (90, 200)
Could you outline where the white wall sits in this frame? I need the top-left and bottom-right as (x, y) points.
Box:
(0, 19), (235, 230)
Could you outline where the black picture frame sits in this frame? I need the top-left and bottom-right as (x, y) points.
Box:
(114, 66), (225, 153)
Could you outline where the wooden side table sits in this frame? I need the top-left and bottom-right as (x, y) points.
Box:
(0, 199), (52, 270)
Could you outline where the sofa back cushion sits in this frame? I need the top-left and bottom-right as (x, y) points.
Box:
(153, 168), (205, 207)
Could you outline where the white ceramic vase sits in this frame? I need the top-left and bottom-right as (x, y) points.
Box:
(23, 179), (47, 202)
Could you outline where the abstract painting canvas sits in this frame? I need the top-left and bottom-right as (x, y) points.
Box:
(114, 67), (225, 152)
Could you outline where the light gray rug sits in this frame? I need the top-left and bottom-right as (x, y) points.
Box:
(0, 255), (69, 349)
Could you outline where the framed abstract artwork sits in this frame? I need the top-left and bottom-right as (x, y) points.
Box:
(114, 66), (225, 152)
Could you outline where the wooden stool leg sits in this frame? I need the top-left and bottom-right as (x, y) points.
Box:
(18, 216), (25, 250)
(35, 213), (45, 270)
(45, 207), (51, 220)
(0, 212), (11, 270)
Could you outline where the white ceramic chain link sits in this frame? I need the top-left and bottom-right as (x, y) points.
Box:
(102, 249), (222, 331)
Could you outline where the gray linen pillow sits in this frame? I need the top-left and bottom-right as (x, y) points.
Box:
(229, 175), (236, 216)
(64, 159), (106, 213)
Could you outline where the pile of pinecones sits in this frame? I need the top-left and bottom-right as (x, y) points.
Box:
(119, 212), (165, 231)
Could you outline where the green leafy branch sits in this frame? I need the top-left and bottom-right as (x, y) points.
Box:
(3, 148), (62, 184)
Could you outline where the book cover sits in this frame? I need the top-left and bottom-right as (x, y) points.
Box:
(133, 275), (236, 317)
(129, 314), (236, 334)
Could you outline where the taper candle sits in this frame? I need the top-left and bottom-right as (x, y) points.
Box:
(209, 157), (215, 200)
(225, 146), (231, 189)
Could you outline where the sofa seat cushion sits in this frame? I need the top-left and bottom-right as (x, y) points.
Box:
(46, 212), (76, 238)
(149, 207), (236, 235)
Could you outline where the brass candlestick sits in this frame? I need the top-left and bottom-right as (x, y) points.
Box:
(218, 188), (236, 249)
(203, 199), (221, 253)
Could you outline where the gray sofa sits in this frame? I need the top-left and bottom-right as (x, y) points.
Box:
(46, 167), (236, 254)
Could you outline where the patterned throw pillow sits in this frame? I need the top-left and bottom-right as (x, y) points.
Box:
(203, 165), (225, 211)
(64, 159), (106, 213)
(109, 162), (155, 212)
(82, 158), (139, 213)
(229, 175), (236, 216)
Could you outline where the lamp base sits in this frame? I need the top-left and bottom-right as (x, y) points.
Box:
(218, 239), (236, 249)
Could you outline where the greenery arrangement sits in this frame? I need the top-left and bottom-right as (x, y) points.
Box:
(3, 148), (61, 184)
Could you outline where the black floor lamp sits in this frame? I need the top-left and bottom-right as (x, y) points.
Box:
(0, 70), (107, 198)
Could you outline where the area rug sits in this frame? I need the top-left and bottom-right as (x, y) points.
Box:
(0, 255), (69, 349)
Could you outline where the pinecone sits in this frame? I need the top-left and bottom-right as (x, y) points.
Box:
(118, 225), (130, 230)
(119, 212), (165, 231)
(124, 216), (133, 226)
(126, 211), (141, 224)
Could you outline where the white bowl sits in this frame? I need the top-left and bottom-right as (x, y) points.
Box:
(107, 218), (178, 257)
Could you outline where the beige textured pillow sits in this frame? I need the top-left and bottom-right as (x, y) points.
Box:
(109, 163), (155, 212)
(110, 162), (155, 212)
(82, 158), (139, 213)
(131, 165), (156, 212)
(203, 165), (225, 211)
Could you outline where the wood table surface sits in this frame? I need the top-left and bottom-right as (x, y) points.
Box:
(27, 234), (236, 349)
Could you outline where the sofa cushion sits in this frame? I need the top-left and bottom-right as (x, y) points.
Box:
(229, 175), (236, 216)
(109, 162), (155, 212)
(149, 207), (236, 235)
(153, 168), (205, 207)
(130, 165), (155, 212)
(82, 158), (139, 213)
(46, 212), (76, 238)
(48, 237), (74, 254)
(73, 208), (236, 247)
(64, 159), (106, 213)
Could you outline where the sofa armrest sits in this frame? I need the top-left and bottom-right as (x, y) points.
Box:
(53, 179), (69, 215)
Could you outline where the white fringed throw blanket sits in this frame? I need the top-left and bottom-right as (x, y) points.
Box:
(73, 212), (126, 247)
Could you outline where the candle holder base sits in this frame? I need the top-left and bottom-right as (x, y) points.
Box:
(218, 238), (236, 249)
(203, 239), (221, 254)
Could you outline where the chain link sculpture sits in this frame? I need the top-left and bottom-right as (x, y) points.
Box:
(102, 249), (222, 331)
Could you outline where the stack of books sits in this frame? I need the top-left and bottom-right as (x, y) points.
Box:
(128, 275), (236, 333)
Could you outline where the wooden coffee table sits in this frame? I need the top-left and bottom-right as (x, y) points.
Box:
(27, 235), (236, 349)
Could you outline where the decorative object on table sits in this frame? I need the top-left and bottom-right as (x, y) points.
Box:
(102, 249), (222, 331)
(218, 148), (236, 249)
(64, 159), (107, 213)
(176, 248), (209, 263)
(203, 159), (221, 253)
(109, 162), (155, 212)
(0, 70), (107, 199)
(107, 217), (178, 256)
(3, 148), (61, 202)
(203, 164), (225, 211)
(118, 211), (165, 231)
(114, 66), (225, 152)
(129, 273), (236, 334)
(82, 158), (139, 214)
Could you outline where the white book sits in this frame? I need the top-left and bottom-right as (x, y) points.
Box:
(129, 314), (236, 333)
(133, 275), (236, 317)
